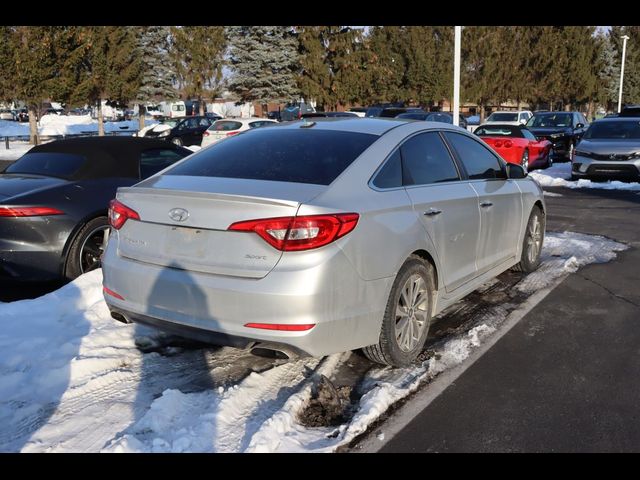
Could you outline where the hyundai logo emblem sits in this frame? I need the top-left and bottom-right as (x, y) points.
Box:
(169, 208), (189, 222)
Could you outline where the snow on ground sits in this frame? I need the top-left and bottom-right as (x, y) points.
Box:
(0, 116), (157, 138)
(530, 162), (640, 191)
(0, 232), (627, 453)
(0, 142), (33, 161)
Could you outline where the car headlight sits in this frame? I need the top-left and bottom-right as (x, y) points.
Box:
(158, 130), (170, 137)
(550, 133), (564, 139)
(574, 150), (591, 159)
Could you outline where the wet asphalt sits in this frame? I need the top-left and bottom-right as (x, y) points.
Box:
(376, 185), (640, 452)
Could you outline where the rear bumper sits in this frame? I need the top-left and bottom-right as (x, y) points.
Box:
(101, 242), (393, 357)
(0, 217), (71, 281)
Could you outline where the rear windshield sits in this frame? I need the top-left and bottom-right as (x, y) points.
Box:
(475, 126), (523, 137)
(583, 121), (640, 139)
(527, 113), (572, 128)
(210, 120), (243, 131)
(166, 128), (377, 185)
(488, 113), (518, 122)
(5, 152), (87, 179)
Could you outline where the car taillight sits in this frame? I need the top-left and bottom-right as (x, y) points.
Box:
(228, 213), (359, 251)
(0, 206), (64, 217)
(203, 131), (209, 136)
(226, 131), (240, 137)
(504, 140), (513, 148)
(108, 199), (140, 230)
(494, 140), (503, 147)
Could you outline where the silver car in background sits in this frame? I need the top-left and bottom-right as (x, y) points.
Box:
(572, 117), (640, 181)
(102, 118), (545, 367)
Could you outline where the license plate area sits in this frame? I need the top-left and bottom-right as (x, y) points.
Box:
(165, 226), (208, 259)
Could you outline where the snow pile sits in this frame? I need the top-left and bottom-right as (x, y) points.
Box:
(0, 117), (157, 138)
(0, 232), (627, 453)
(530, 162), (640, 191)
(0, 142), (33, 160)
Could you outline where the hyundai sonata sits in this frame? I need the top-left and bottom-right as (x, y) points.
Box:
(102, 118), (545, 367)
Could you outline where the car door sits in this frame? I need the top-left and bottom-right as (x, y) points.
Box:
(442, 131), (523, 274)
(193, 117), (212, 145)
(399, 131), (481, 293)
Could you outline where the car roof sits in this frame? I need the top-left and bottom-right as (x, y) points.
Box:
(594, 117), (640, 123)
(268, 117), (411, 136)
(29, 136), (189, 180)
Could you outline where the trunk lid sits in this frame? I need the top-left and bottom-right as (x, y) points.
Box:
(0, 174), (68, 201)
(114, 175), (325, 278)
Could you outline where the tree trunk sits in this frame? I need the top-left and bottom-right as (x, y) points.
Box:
(479, 104), (486, 123)
(28, 106), (38, 145)
(517, 98), (521, 110)
(549, 100), (553, 111)
(98, 99), (105, 137)
(138, 103), (145, 131)
(199, 99), (205, 116)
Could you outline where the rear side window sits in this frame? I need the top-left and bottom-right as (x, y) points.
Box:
(140, 148), (190, 179)
(5, 152), (87, 179)
(401, 132), (459, 185)
(443, 132), (505, 180)
(211, 120), (243, 131)
(372, 149), (402, 189)
(248, 121), (274, 129)
(166, 129), (377, 185)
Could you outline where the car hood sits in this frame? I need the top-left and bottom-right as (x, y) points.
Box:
(0, 174), (68, 201)
(577, 139), (640, 155)
(527, 127), (572, 136)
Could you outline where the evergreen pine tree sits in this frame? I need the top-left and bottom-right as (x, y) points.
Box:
(136, 26), (178, 130)
(170, 26), (226, 116)
(227, 26), (300, 112)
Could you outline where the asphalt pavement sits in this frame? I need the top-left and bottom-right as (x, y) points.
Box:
(375, 185), (640, 452)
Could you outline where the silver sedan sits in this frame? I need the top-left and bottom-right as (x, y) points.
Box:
(102, 118), (545, 367)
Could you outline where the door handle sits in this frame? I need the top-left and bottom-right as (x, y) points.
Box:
(480, 201), (493, 208)
(423, 208), (442, 216)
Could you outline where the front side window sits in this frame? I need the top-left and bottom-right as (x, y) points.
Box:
(400, 132), (459, 186)
(443, 132), (505, 180)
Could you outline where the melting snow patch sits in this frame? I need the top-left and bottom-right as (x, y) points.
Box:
(0, 232), (627, 452)
(530, 162), (640, 191)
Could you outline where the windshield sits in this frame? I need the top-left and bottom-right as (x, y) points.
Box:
(488, 113), (518, 122)
(527, 113), (572, 128)
(160, 119), (179, 128)
(5, 152), (87, 179)
(583, 121), (640, 140)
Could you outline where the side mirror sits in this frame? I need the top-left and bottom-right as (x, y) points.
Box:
(506, 163), (527, 179)
(520, 119), (527, 125)
(576, 123), (584, 129)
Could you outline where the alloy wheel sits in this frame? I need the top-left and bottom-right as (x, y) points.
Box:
(526, 214), (543, 264)
(79, 226), (110, 274)
(395, 274), (429, 352)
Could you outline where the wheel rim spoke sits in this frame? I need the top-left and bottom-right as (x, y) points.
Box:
(395, 273), (430, 352)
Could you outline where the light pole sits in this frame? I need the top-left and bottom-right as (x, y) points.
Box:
(618, 34), (630, 113)
(453, 26), (461, 126)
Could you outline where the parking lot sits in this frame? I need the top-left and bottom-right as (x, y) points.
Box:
(1, 168), (638, 452)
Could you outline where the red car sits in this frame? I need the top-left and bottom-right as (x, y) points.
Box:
(475, 124), (553, 171)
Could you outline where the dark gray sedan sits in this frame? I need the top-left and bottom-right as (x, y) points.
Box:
(0, 137), (191, 282)
(572, 118), (640, 180)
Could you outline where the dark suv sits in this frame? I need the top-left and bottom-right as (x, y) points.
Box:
(526, 111), (589, 160)
(620, 104), (640, 117)
(141, 116), (213, 147)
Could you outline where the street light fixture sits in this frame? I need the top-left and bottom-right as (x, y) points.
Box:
(618, 35), (630, 114)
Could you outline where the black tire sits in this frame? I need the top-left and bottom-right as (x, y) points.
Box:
(521, 149), (530, 171)
(546, 149), (554, 168)
(64, 217), (110, 280)
(362, 255), (435, 367)
(512, 206), (545, 273)
(171, 137), (183, 147)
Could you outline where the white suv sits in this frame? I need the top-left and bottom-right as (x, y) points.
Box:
(484, 110), (533, 126)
